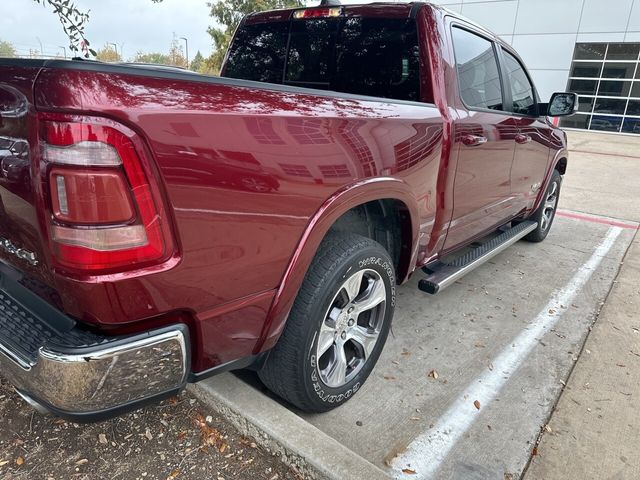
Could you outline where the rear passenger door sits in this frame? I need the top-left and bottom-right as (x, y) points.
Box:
(499, 48), (553, 213)
(444, 26), (518, 251)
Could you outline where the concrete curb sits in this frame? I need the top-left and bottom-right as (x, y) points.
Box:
(188, 374), (390, 480)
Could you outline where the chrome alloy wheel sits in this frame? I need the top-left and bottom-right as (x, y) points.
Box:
(315, 269), (387, 388)
(541, 180), (559, 232)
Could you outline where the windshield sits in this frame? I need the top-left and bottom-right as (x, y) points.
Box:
(223, 16), (421, 102)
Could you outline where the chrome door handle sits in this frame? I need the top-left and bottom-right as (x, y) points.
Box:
(515, 134), (532, 144)
(461, 134), (488, 147)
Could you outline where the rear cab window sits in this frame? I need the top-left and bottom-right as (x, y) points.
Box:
(221, 22), (289, 84)
(223, 8), (423, 102)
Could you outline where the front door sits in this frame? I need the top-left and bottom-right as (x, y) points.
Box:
(499, 48), (553, 213)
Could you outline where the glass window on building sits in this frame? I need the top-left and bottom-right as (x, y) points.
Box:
(562, 42), (640, 134)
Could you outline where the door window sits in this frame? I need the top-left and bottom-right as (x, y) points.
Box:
(451, 27), (504, 111)
(502, 49), (537, 116)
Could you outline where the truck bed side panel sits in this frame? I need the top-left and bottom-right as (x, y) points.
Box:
(33, 67), (444, 370)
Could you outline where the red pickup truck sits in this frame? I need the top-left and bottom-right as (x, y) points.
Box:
(0, 2), (576, 419)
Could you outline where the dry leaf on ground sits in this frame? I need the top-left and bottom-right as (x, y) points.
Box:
(194, 413), (228, 453)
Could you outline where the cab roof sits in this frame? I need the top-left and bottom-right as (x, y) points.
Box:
(244, 2), (423, 24)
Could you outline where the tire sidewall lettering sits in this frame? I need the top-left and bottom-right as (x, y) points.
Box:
(357, 255), (396, 307)
(307, 253), (394, 405)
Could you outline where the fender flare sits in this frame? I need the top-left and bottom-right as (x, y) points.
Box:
(253, 177), (420, 354)
(531, 147), (569, 214)
(551, 146), (569, 172)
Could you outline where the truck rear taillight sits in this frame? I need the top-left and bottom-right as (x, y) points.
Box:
(49, 167), (135, 224)
(41, 118), (174, 274)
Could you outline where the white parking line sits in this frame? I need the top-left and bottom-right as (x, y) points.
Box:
(392, 226), (623, 479)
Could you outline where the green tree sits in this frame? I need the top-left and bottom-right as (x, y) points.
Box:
(95, 44), (122, 63)
(190, 50), (205, 72)
(206, 0), (305, 74)
(168, 35), (187, 68)
(0, 40), (17, 58)
(134, 51), (171, 65)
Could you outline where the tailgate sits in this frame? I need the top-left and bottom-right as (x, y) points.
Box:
(0, 61), (55, 290)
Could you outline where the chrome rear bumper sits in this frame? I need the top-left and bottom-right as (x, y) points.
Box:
(1, 326), (189, 420)
(0, 261), (189, 421)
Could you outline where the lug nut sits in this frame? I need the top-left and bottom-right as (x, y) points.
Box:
(341, 332), (347, 340)
(348, 319), (355, 327)
(348, 307), (354, 314)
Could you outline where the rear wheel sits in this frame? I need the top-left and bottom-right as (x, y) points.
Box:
(524, 169), (562, 242)
(258, 232), (396, 412)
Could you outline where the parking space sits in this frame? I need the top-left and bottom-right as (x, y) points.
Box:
(195, 209), (638, 480)
(299, 211), (636, 479)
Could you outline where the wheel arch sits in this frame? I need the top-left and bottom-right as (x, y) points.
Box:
(530, 149), (568, 214)
(328, 198), (414, 283)
(555, 156), (567, 175)
(254, 178), (420, 354)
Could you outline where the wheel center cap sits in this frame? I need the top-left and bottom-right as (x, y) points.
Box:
(336, 311), (350, 333)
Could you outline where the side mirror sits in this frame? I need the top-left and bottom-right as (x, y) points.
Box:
(547, 92), (578, 117)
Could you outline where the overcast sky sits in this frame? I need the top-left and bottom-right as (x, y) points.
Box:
(1, 0), (214, 60)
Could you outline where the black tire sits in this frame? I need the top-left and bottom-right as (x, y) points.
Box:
(258, 232), (396, 412)
(524, 169), (562, 243)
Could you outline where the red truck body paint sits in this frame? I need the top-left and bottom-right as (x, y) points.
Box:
(0, 3), (568, 375)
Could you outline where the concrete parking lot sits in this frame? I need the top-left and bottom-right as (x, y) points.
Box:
(193, 130), (640, 480)
(305, 213), (634, 479)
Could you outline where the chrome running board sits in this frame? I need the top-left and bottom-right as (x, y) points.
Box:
(418, 221), (538, 295)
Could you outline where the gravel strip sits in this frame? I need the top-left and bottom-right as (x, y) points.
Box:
(0, 376), (306, 480)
